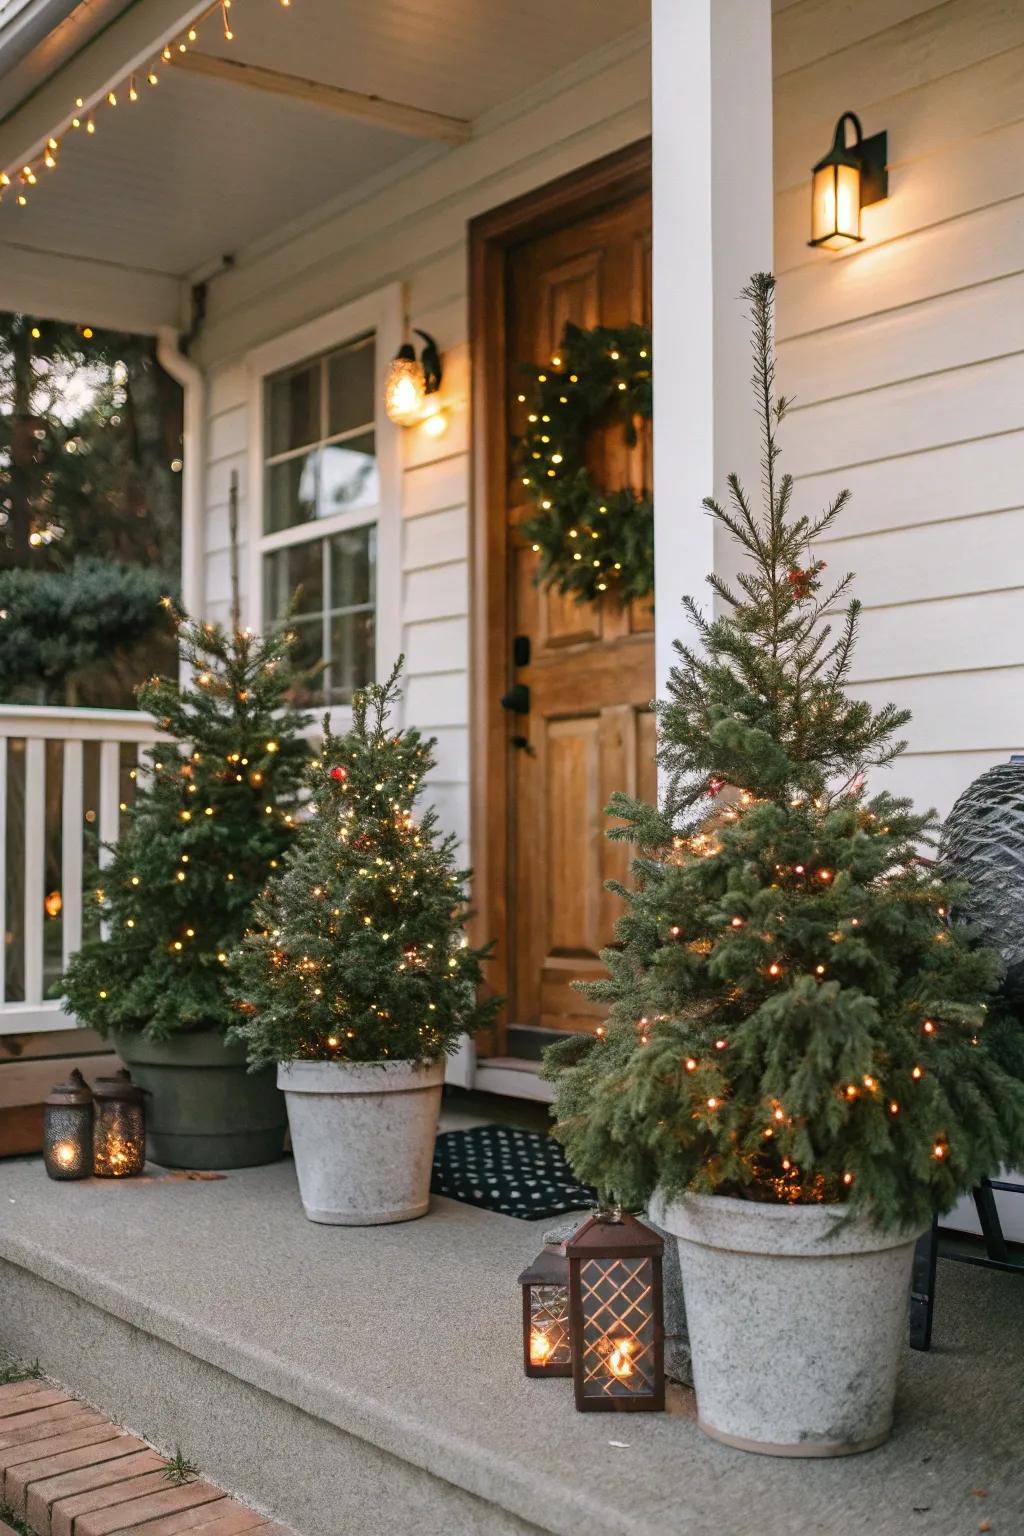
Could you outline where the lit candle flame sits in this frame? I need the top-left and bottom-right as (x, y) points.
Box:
(608, 1339), (634, 1378)
(529, 1329), (553, 1365)
(54, 1142), (76, 1167)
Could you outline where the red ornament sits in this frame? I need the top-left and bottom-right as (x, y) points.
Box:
(330, 766), (348, 782)
(707, 776), (725, 796)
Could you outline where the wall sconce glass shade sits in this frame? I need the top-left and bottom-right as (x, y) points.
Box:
(518, 1246), (573, 1377)
(384, 348), (425, 425)
(809, 112), (888, 250)
(92, 1069), (146, 1178)
(384, 330), (442, 425)
(566, 1211), (665, 1412)
(43, 1068), (93, 1180)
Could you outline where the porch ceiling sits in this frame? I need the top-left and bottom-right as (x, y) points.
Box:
(0, 0), (649, 286)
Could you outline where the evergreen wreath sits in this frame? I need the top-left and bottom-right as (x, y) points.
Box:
(517, 321), (653, 605)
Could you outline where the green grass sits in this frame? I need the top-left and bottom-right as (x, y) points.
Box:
(162, 1447), (199, 1487)
(0, 1500), (33, 1535)
(0, 1360), (41, 1388)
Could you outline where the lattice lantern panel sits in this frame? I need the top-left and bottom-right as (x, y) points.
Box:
(566, 1212), (664, 1412)
(518, 1246), (572, 1378)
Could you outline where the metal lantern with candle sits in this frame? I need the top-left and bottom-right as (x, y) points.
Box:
(43, 1068), (94, 1180)
(517, 1245), (572, 1378)
(92, 1069), (146, 1177)
(565, 1210), (665, 1412)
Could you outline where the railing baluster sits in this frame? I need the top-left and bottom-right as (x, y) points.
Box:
(23, 737), (46, 1007)
(98, 740), (121, 865)
(98, 740), (121, 942)
(0, 708), (163, 1033)
(62, 739), (84, 969)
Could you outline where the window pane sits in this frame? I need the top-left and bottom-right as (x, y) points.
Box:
(288, 617), (328, 706)
(329, 610), (376, 705)
(263, 539), (324, 622)
(330, 525), (376, 611)
(320, 433), (378, 517)
(327, 337), (375, 437)
(266, 450), (318, 534)
(268, 363), (320, 457)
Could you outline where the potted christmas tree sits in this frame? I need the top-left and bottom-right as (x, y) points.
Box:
(62, 609), (309, 1168)
(230, 660), (497, 1225)
(547, 275), (1024, 1456)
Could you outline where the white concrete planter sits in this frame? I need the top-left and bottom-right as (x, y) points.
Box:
(654, 1192), (922, 1457)
(278, 1058), (444, 1226)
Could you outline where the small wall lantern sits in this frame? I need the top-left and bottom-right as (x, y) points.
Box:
(384, 329), (442, 425)
(43, 1068), (93, 1180)
(92, 1069), (146, 1177)
(566, 1210), (665, 1412)
(809, 112), (887, 250)
(517, 1246), (572, 1377)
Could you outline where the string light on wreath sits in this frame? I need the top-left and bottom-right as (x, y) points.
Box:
(0, 0), (295, 207)
(517, 322), (652, 605)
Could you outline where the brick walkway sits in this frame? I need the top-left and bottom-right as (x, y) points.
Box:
(0, 1380), (292, 1536)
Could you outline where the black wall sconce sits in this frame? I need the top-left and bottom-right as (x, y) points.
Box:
(384, 329), (443, 425)
(809, 112), (887, 250)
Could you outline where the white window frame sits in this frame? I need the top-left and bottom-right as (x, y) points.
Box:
(245, 284), (403, 724)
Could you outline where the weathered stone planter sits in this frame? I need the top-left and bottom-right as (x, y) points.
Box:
(278, 1058), (444, 1225)
(112, 1029), (286, 1170)
(654, 1192), (921, 1457)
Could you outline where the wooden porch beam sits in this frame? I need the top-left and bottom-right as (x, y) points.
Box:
(174, 53), (472, 145)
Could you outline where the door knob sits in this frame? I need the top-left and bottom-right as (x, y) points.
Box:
(500, 683), (530, 715)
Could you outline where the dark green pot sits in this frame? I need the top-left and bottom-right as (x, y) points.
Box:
(111, 1029), (286, 1170)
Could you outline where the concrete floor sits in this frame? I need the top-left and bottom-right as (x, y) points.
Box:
(1, 1112), (1022, 1536)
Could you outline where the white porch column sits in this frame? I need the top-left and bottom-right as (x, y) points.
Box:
(651, 0), (774, 702)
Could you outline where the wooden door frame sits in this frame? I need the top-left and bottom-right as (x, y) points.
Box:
(468, 138), (652, 1044)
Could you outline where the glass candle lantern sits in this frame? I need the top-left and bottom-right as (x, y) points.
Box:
(566, 1211), (665, 1412)
(517, 1246), (572, 1378)
(92, 1069), (146, 1178)
(42, 1068), (94, 1180)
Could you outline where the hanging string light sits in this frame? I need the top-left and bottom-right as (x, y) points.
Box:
(0, 0), (297, 207)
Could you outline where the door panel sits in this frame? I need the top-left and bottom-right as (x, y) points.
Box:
(504, 184), (654, 1034)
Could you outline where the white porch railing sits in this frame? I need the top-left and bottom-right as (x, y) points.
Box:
(0, 706), (165, 1035)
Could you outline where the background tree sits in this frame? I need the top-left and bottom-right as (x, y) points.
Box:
(231, 660), (498, 1070)
(546, 273), (1024, 1233)
(0, 312), (182, 703)
(61, 610), (309, 1039)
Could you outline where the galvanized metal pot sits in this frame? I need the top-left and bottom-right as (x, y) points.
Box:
(112, 1029), (286, 1170)
(653, 1192), (922, 1457)
(278, 1058), (444, 1225)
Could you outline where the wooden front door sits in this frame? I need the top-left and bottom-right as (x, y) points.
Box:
(471, 143), (655, 1047)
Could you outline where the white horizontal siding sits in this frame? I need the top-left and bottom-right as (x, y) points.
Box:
(776, 0), (1024, 820)
(196, 33), (649, 855)
(846, 588), (1024, 683)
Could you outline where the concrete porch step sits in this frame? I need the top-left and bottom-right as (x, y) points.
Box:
(2, 1157), (1023, 1536)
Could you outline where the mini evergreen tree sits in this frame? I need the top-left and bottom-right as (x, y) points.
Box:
(546, 275), (1024, 1233)
(231, 661), (498, 1069)
(62, 608), (309, 1038)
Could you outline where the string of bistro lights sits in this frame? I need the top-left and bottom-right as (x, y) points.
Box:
(0, 0), (294, 208)
(590, 783), (959, 1195)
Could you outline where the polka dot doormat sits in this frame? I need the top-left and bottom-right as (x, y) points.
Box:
(431, 1124), (596, 1220)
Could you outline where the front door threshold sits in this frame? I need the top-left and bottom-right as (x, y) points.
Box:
(474, 1056), (554, 1104)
